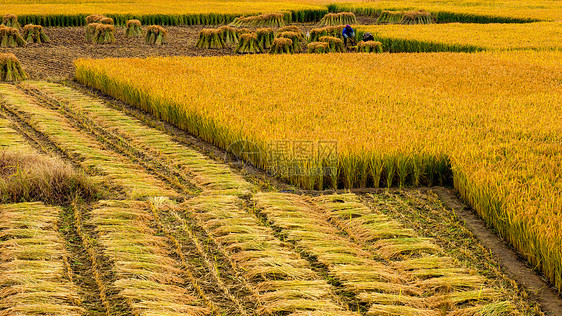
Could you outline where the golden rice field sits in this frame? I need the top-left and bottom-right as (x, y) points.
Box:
(357, 22), (562, 51)
(75, 51), (562, 294)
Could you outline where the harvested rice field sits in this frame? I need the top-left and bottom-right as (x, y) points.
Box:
(0, 2), (561, 316)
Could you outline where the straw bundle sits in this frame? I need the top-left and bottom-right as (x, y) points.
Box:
(235, 33), (263, 53)
(256, 28), (274, 49)
(277, 31), (303, 52)
(319, 36), (345, 53)
(125, 19), (142, 37)
(218, 25), (238, 45)
(2, 14), (20, 29)
(91, 24), (115, 44)
(401, 10), (434, 24)
(22, 24), (50, 43)
(100, 17), (114, 25)
(196, 28), (225, 49)
(145, 25), (167, 45)
(0, 26), (26, 47)
(318, 12), (356, 27)
(230, 12), (285, 28)
(377, 11), (404, 24)
(307, 42), (329, 53)
(269, 37), (293, 54)
(85, 14), (106, 24)
(0, 53), (27, 82)
(357, 41), (383, 53)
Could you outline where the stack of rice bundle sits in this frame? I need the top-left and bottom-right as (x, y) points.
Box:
(0, 26), (26, 47)
(145, 25), (167, 45)
(22, 24), (50, 43)
(357, 41), (383, 53)
(401, 10), (434, 24)
(269, 37), (293, 54)
(99, 17), (114, 25)
(234, 33), (263, 54)
(125, 19), (143, 37)
(376, 11), (405, 24)
(277, 31), (303, 53)
(2, 14), (20, 29)
(196, 28), (225, 49)
(92, 24), (115, 44)
(307, 42), (329, 53)
(256, 28), (274, 49)
(318, 12), (356, 27)
(85, 14), (106, 24)
(0, 53), (28, 81)
(319, 36), (345, 53)
(218, 25), (238, 45)
(230, 12), (285, 28)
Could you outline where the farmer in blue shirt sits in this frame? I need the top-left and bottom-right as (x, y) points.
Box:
(342, 25), (356, 47)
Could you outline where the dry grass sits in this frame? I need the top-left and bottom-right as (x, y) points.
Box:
(0, 202), (84, 315)
(0, 151), (97, 204)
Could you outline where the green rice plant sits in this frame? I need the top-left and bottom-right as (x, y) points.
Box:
(256, 28), (274, 49)
(307, 41), (329, 53)
(269, 37), (293, 54)
(318, 12), (356, 27)
(2, 14), (20, 29)
(125, 19), (142, 37)
(85, 14), (106, 24)
(0, 25), (27, 47)
(22, 24), (50, 43)
(277, 31), (303, 53)
(401, 10), (434, 24)
(0, 53), (28, 81)
(92, 23), (115, 44)
(196, 28), (225, 49)
(229, 12), (286, 28)
(357, 40), (383, 53)
(218, 25), (238, 45)
(376, 10), (405, 24)
(145, 25), (167, 45)
(235, 33), (263, 54)
(319, 36), (345, 53)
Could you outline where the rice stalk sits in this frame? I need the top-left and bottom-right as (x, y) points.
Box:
(22, 24), (50, 43)
(0, 54), (28, 82)
(125, 19), (142, 37)
(145, 25), (167, 45)
(196, 28), (225, 49)
(229, 12), (285, 28)
(235, 33), (263, 54)
(2, 14), (20, 29)
(0, 25), (26, 47)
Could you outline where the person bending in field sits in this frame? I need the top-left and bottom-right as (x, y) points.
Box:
(342, 25), (356, 47)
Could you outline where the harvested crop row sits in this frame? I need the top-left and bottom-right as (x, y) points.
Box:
(0, 202), (84, 315)
(89, 200), (210, 315)
(24, 81), (252, 195)
(312, 193), (520, 315)
(0, 84), (175, 199)
(0, 113), (33, 151)
(183, 194), (356, 315)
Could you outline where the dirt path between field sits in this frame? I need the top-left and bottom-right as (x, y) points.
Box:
(429, 187), (562, 316)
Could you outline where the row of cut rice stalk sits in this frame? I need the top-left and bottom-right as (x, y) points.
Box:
(312, 193), (521, 315)
(0, 114), (33, 150)
(0, 84), (176, 199)
(183, 194), (357, 315)
(6, 8), (327, 27)
(26, 81), (252, 194)
(376, 10), (434, 24)
(88, 200), (210, 315)
(0, 203), (85, 315)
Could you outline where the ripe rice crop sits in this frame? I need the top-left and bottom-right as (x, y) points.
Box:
(2, 14), (20, 29)
(0, 53), (27, 81)
(196, 28), (225, 49)
(22, 24), (50, 43)
(235, 33), (263, 54)
(229, 12), (286, 28)
(145, 25), (167, 45)
(0, 26), (26, 47)
(125, 19), (142, 37)
(317, 11), (356, 27)
(75, 51), (562, 293)
(357, 22), (562, 52)
(269, 37), (294, 54)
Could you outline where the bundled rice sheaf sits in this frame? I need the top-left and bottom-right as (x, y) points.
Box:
(269, 37), (293, 54)
(277, 31), (303, 53)
(91, 23), (115, 44)
(307, 42), (329, 53)
(230, 12), (286, 28)
(0, 53), (27, 82)
(218, 25), (238, 45)
(196, 28), (225, 49)
(125, 19), (142, 37)
(236, 28), (252, 35)
(85, 23), (100, 42)
(85, 14), (106, 24)
(377, 11), (405, 24)
(22, 24), (50, 43)
(401, 10), (434, 24)
(2, 14), (20, 29)
(318, 12), (356, 27)
(256, 28), (274, 49)
(357, 40), (383, 53)
(145, 25), (167, 45)
(309, 25), (346, 42)
(100, 17), (114, 25)
(0, 151), (97, 204)
(277, 25), (302, 35)
(319, 36), (345, 53)
(235, 33), (263, 54)
(0, 25), (27, 48)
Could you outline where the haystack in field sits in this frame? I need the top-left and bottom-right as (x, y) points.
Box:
(319, 36), (345, 53)
(307, 42), (329, 53)
(0, 53), (28, 81)
(91, 24), (115, 44)
(357, 41), (383, 53)
(0, 26), (26, 47)
(100, 17), (114, 25)
(277, 31), (303, 53)
(230, 12), (285, 28)
(218, 25), (238, 45)
(2, 14), (20, 29)
(377, 11), (404, 24)
(145, 25), (167, 45)
(256, 28), (275, 49)
(269, 37), (293, 54)
(318, 12), (356, 27)
(196, 29), (225, 49)
(401, 10), (434, 24)
(85, 14), (106, 24)
(125, 19), (142, 37)
(235, 33), (263, 54)
(22, 24), (50, 43)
